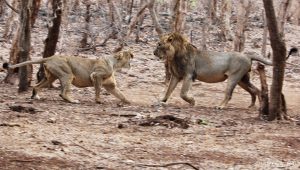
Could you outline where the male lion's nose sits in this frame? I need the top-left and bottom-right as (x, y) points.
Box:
(153, 50), (157, 56)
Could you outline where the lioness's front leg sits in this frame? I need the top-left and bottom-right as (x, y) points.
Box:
(90, 72), (104, 103)
(180, 75), (195, 105)
(161, 75), (179, 102)
(102, 75), (130, 104)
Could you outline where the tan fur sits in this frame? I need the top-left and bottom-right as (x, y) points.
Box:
(154, 33), (273, 109)
(5, 51), (133, 104)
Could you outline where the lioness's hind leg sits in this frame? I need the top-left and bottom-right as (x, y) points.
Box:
(31, 75), (56, 100)
(58, 75), (79, 104)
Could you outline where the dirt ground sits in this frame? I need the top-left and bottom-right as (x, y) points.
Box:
(1, 1), (300, 170)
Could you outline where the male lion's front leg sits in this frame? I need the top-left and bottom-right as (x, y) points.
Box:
(161, 76), (179, 102)
(180, 76), (195, 105)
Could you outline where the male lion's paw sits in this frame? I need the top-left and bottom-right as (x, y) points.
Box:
(189, 99), (195, 106)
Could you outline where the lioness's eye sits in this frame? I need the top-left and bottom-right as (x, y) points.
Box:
(157, 42), (161, 47)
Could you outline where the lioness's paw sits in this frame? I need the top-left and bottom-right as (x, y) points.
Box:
(31, 95), (41, 100)
(215, 105), (225, 110)
(71, 100), (80, 104)
(122, 99), (131, 104)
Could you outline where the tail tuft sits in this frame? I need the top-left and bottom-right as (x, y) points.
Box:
(286, 47), (298, 60)
(2, 62), (10, 69)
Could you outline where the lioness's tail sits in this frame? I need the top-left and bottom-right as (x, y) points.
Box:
(2, 58), (50, 69)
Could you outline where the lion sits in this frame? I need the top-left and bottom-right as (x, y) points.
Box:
(153, 32), (275, 109)
(3, 51), (133, 104)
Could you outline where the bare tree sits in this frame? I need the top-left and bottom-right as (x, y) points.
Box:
(37, 0), (62, 82)
(277, 0), (290, 35)
(220, 0), (233, 41)
(31, 0), (41, 27)
(3, 0), (19, 40)
(170, 0), (187, 33)
(234, 0), (251, 52)
(263, 0), (288, 120)
(0, 0), (5, 18)
(18, 0), (33, 92)
(127, 0), (163, 38)
(80, 0), (92, 48)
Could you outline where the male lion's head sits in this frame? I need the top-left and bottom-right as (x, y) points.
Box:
(153, 33), (190, 59)
(113, 51), (134, 70)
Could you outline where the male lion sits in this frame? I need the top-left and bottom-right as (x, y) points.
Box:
(153, 32), (274, 109)
(3, 51), (133, 104)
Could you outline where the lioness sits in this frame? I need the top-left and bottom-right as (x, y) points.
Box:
(154, 32), (274, 109)
(3, 51), (133, 104)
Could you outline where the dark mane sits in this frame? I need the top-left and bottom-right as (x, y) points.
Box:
(167, 33), (197, 80)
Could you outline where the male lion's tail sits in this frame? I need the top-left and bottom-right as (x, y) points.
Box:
(248, 47), (298, 66)
(248, 55), (273, 65)
(2, 58), (50, 70)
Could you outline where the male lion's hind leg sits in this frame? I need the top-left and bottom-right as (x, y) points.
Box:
(217, 77), (239, 109)
(238, 74), (261, 108)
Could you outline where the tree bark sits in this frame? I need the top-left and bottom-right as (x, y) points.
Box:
(18, 0), (33, 92)
(263, 0), (287, 121)
(277, 0), (290, 35)
(31, 0), (41, 27)
(37, 0), (62, 82)
(80, 0), (91, 48)
(127, 0), (163, 37)
(234, 0), (251, 52)
(0, 0), (5, 18)
(220, 0), (232, 41)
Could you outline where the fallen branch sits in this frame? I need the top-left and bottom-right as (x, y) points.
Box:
(137, 162), (200, 170)
(0, 123), (21, 127)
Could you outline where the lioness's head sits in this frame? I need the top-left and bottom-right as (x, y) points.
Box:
(113, 51), (134, 69)
(153, 33), (188, 59)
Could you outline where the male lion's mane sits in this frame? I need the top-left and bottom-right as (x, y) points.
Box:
(167, 33), (197, 81)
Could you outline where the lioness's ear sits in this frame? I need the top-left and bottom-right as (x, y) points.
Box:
(115, 52), (123, 60)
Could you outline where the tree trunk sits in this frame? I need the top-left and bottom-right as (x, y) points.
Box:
(37, 0), (62, 82)
(148, 0), (163, 35)
(263, 0), (287, 121)
(18, 0), (33, 92)
(220, 0), (232, 41)
(257, 11), (269, 118)
(106, 0), (124, 52)
(127, 0), (163, 37)
(234, 0), (251, 52)
(208, 0), (217, 24)
(170, 0), (186, 33)
(277, 0), (290, 35)
(80, 0), (91, 48)
(31, 0), (41, 27)
(3, 0), (19, 40)
(0, 0), (5, 18)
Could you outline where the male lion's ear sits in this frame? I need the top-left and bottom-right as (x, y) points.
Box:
(167, 35), (173, 42)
